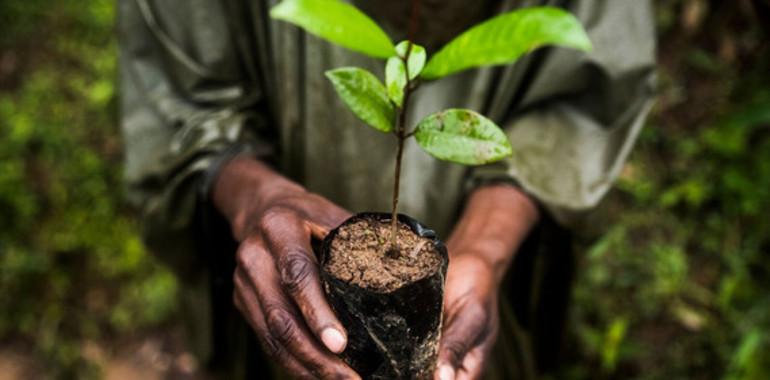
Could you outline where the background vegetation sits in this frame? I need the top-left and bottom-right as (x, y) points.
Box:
(563, 1), (770, 379)
(0, 1), (177, 378)
(0, 0), (767, 379)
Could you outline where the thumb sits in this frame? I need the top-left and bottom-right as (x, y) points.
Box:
(435, 302), (487, 380)
(306, 220), (333, 241)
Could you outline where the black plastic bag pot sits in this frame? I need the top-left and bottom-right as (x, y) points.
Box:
(318, 212), (449, 380)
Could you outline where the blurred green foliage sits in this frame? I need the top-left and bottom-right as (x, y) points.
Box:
(0, 1), (177, 378)
(564, 1), (770, 379)
(1, 0), (769, 379)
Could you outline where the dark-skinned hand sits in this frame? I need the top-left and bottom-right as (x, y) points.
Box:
(213, 157), (360, 379)
(436, 254), (499, 380)
(435, 184), (539, 380)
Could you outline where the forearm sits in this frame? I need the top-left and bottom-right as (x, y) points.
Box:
(447, 184), (539, 282)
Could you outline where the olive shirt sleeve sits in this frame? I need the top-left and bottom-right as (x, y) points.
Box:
(118, 0), (272, 274)
(471, 0), (657, 228)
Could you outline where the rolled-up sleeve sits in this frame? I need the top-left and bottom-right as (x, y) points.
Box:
(118, 0), (273, 272)
(471, 0), (656, 227)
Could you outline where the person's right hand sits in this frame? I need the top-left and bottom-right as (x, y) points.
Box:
(213, 157), (360, 379)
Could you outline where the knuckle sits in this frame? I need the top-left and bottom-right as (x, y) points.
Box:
(279, 252), (315, 294)
(443, 340), (467, 365)
(262, 334), (285, 359)
(306, 363), (325, 378)
(265, 305), (299, 346)
(235, 246), (254, 269)
(258, 206), (293, 230)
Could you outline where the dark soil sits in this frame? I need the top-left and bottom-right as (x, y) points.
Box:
(325, 217), (441, 293)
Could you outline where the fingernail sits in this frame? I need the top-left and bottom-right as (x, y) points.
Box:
(321, 327), (346, 353)
(438, 365), (455, 380)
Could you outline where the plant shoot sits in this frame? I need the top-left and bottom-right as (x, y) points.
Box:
(270, 0), (592, 252)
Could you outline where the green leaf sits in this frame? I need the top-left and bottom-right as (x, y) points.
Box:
(414, 109), (512, 165)
(325, 67), (394, 133)
(421, 7), (592, 79)
(270, 0), (395, 58)
(385, 41), (426, 107)
(395, 41), (426, 80)
(385, 57), (406, 107)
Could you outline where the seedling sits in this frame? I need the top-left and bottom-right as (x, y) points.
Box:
(269, 1), (591, 377)
(270, 0), (591, 252)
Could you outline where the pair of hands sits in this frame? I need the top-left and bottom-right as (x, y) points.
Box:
(213, 158), (539, 380)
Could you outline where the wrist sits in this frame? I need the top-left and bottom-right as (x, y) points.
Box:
(212, 157), (303, 240)
(447, 184), (539, 282)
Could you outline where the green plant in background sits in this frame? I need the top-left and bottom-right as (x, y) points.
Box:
(271, 0), (591, 249)
(2, 0), (769, 379)
(569, 92), (770, 378)
(0, 1), (177, 378)
(564, 6), (770, 374)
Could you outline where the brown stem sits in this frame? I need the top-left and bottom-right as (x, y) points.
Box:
(389, 47), (416, 252)
(390, 130), (405, 251)
(389, 0), (422, 254)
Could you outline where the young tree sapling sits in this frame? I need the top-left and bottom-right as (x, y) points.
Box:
(271, 0), (591, 253)
(270, 0), (591, 377)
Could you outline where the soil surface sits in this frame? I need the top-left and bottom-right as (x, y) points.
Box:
(325, 217), (441, 292)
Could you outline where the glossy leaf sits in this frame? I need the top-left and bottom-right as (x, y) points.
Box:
(325, 67), (394, 133)
(385, 57), (406, 107)
(385, 41), (426, 107)
(395, 41), (426, 80)
(421, 7), (592, 79)
(270, 0), (395, 58)
(414, 109), (512, 165)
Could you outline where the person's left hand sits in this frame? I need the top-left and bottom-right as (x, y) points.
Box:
(432, 184), (540, 380)
(434, 253), (499, 380)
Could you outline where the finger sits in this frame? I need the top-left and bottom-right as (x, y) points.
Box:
(307, 219), (334, 241)
(436, 364), (456, 380)
(456, 309), (497, 380)
(260, 210), (348, 354)
(300, 194), (352, 233)
(234, 270), (314, 379)
(456, 369), (472, 380)
(436, 300), (488, 379)
(240, 240), (360, 380)
(458, 348), (484, 380)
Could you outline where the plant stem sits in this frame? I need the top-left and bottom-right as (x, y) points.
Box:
(389, 0), (422, 254)
(389, 45), (415, 253)
(390, 129), (405, 251)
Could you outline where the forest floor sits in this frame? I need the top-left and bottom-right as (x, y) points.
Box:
(0, 331), (207, 379)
